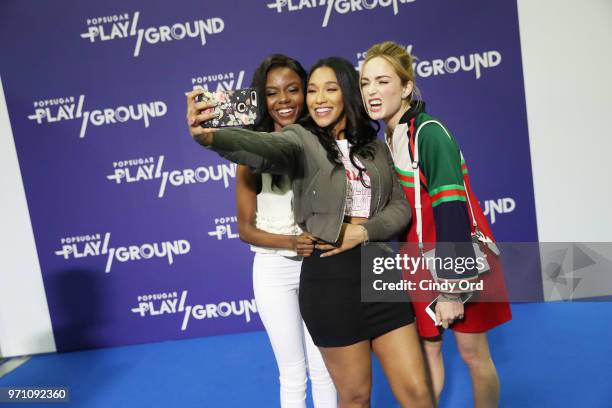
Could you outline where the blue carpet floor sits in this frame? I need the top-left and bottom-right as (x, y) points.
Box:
(1, 302), (611, 407)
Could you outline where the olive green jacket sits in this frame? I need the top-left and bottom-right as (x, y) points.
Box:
(208, 124), (411, 243)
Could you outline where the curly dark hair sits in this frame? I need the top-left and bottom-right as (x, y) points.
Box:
(299, 57), (378, 187)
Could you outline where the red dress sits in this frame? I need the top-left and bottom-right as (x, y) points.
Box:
(390, 108), (511, 338)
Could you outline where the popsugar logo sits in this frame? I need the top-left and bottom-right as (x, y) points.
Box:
(79, 12), (224, 57)
(130, 290), (258, 331)
(27, 95), (167, 139)
(191, 69), (246, 92)
(54, 232), (190, 273)
(267, 0), (416, 28)
(483, 197), (516, 225)
(106, 156), (237, 197)
(356, 45), (502, 79)
(208, 216), (239, 240)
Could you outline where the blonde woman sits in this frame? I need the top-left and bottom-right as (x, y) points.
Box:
(360, 41), (511, 407)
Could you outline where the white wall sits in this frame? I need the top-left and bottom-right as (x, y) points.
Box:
(0, 77), (56, 357)
(0, 1), (611, 356)
(517, 0), (612, 241)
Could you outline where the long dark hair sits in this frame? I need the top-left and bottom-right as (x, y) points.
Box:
(299, 57), (378, 187)
(249, 54), (308, 132)
(247, 54), (307, 189)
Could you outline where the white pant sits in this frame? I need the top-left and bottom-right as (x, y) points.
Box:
(253, 252), (337, 408)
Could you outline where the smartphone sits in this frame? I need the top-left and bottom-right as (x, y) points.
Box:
(425, 292), (473, 325)
(196, 88), (258, 128)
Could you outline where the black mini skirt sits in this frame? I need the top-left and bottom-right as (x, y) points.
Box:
(299, 245), (415, 347)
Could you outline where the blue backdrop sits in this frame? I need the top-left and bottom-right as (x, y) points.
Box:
(0, 0), (538, 352)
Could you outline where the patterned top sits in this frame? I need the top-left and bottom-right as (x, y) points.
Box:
(335, 139), (371, 218)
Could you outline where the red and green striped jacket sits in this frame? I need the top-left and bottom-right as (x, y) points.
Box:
(389, 105), (478, 282)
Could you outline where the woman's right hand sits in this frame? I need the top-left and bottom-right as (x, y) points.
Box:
(435, 297), (464, 329)
(186, 87), (219, 146)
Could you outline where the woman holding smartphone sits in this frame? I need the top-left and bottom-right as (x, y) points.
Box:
(359, 41), (512, 407)
(229, 54), (337, 408)
(187, 57), (433, 408)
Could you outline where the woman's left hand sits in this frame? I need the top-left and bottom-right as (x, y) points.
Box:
(316, 223), (367, 258)
(293, 232), (316, 257)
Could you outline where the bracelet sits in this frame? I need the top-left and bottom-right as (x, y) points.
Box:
(439, 292), (461, 302)
(360, 225), (369, 245)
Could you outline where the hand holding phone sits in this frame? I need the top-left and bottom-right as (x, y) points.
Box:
(195, 88), (259, 128)
(425, 292), (473, 327)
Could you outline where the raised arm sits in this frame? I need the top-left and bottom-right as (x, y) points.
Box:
(210, 126), (304, 175)
(186, 88), (304, 175)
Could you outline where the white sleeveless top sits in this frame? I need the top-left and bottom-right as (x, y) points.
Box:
(250, 173), (302, 256)
(336, 139), (371, 218)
